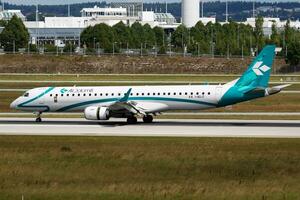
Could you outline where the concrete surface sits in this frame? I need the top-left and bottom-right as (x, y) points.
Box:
(0, 118), (299, 138)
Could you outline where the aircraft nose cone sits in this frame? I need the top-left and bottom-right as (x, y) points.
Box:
(10, 100), (17, 109)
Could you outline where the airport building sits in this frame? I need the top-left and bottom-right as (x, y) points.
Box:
(23, 2), (179, 46)
(0, 8), (26, 21)
(2, 0), (300, 47)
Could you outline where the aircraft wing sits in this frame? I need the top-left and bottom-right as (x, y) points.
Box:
(108, 88), (168, 116)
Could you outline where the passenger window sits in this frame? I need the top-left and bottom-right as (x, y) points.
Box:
(67, 94), (69, 97)
(130, 93), (133, 96)
(174, 92), (176, 95)
(50, 94), (53, 97)
(179, 92), (182, 95)
(196, 92), (199, 95)
(111, 93), (114, 96)
(72, 94), (75, 96)
(185, 92), (188, 95)
(83, 94), (86, 96)
(142, 93), (144, 96)
(202, 92), (205, 95)
(89, 94), (92, 96)
(147, 93), (150, 96)
(191, 92), (193, 95)
(118, 93), (121, 96)
(136, 93), (139, 96)
(61, 94), (63, 97)
(95, 94), (97, 96)
(106, 93), (108, 96)
(153, 93), (156, 95)
(208, 92), (211, 95)
(158, 93), (160, 95)
(168, 93), (171, 95)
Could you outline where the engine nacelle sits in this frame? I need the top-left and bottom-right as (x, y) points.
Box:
(84, 106), (110, 120)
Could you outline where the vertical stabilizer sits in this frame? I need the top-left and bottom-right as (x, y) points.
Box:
(235, 45), (276, 89)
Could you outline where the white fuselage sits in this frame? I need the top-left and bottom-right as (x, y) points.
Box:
(11, 84), (230, 113)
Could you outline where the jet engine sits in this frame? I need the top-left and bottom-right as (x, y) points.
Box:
(84, 106), (110, 120)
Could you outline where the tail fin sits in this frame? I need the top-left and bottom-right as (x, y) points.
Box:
(235, 45), (276, 88)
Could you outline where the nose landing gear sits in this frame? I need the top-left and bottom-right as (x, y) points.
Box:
(35, 112), (42, 122)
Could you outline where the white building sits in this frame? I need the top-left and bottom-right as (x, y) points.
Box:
(198, 17), (216, 25)
(24, 5), (179, 46)
(81, 6), (127, 18)
(0, 9), (26, 21)
(139, 11), (179, 28)
(243, 18), (300, 37)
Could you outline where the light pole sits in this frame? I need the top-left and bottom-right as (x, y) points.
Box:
(225, 0), (228, 23)
(211, 42), (215, 59)
(250, 29), (253, 56)
(28, 40), (30, 55)
(227, 43), (229, 59)
(113, 42), (115, 56)
(126, 42), (129, 57)
(97, 42), (100, 57)
(78, 21), (81, 53)
(12, 40), (15, 54)
(93, 37), (96, 54)
(241, 43), (244, 60)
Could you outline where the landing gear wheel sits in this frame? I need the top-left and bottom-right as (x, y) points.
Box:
(127, 116), (138, 124)
(35, 117), (42, 123)
(143, 115), (153, 123)
(35, 112), (42, 123)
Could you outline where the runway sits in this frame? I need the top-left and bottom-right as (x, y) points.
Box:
(0, 118), (299, 138)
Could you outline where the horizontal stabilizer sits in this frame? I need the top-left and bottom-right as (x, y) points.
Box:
(265, 84), (292, 96)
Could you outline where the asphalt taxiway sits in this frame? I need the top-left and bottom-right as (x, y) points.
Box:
(0, 118), (299, 138)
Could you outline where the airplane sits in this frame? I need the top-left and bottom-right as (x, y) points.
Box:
(10, 45), (290, 124)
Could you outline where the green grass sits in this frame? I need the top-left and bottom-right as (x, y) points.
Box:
(0, 136), (299, 199)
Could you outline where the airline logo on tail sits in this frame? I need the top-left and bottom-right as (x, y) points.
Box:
(252, 61), (270, 76)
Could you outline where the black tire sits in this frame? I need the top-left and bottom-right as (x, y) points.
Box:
(35, 117), (42, 123)
(127, 116), (137, 124)
(143, 115), (153, 123)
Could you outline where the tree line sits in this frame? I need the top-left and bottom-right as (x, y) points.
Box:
(1, 15), (300, 68)
(80, 17), (300, 59)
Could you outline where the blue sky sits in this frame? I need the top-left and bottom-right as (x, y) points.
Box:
(3, 0), (299, 5)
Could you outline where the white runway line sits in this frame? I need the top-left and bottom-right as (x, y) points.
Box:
(0, 118), (299, 138)
(1, 112), (300, 116)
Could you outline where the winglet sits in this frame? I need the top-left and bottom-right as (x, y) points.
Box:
(119, 88), (132, 102)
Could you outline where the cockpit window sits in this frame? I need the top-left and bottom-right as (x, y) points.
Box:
(23, 92), (29, 97)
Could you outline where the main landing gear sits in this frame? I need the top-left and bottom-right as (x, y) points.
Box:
(143, 115), (153, 123)
(35, 112), (42, 122)
(127, 116), (138, 124)
(126, 115), (154, 124)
